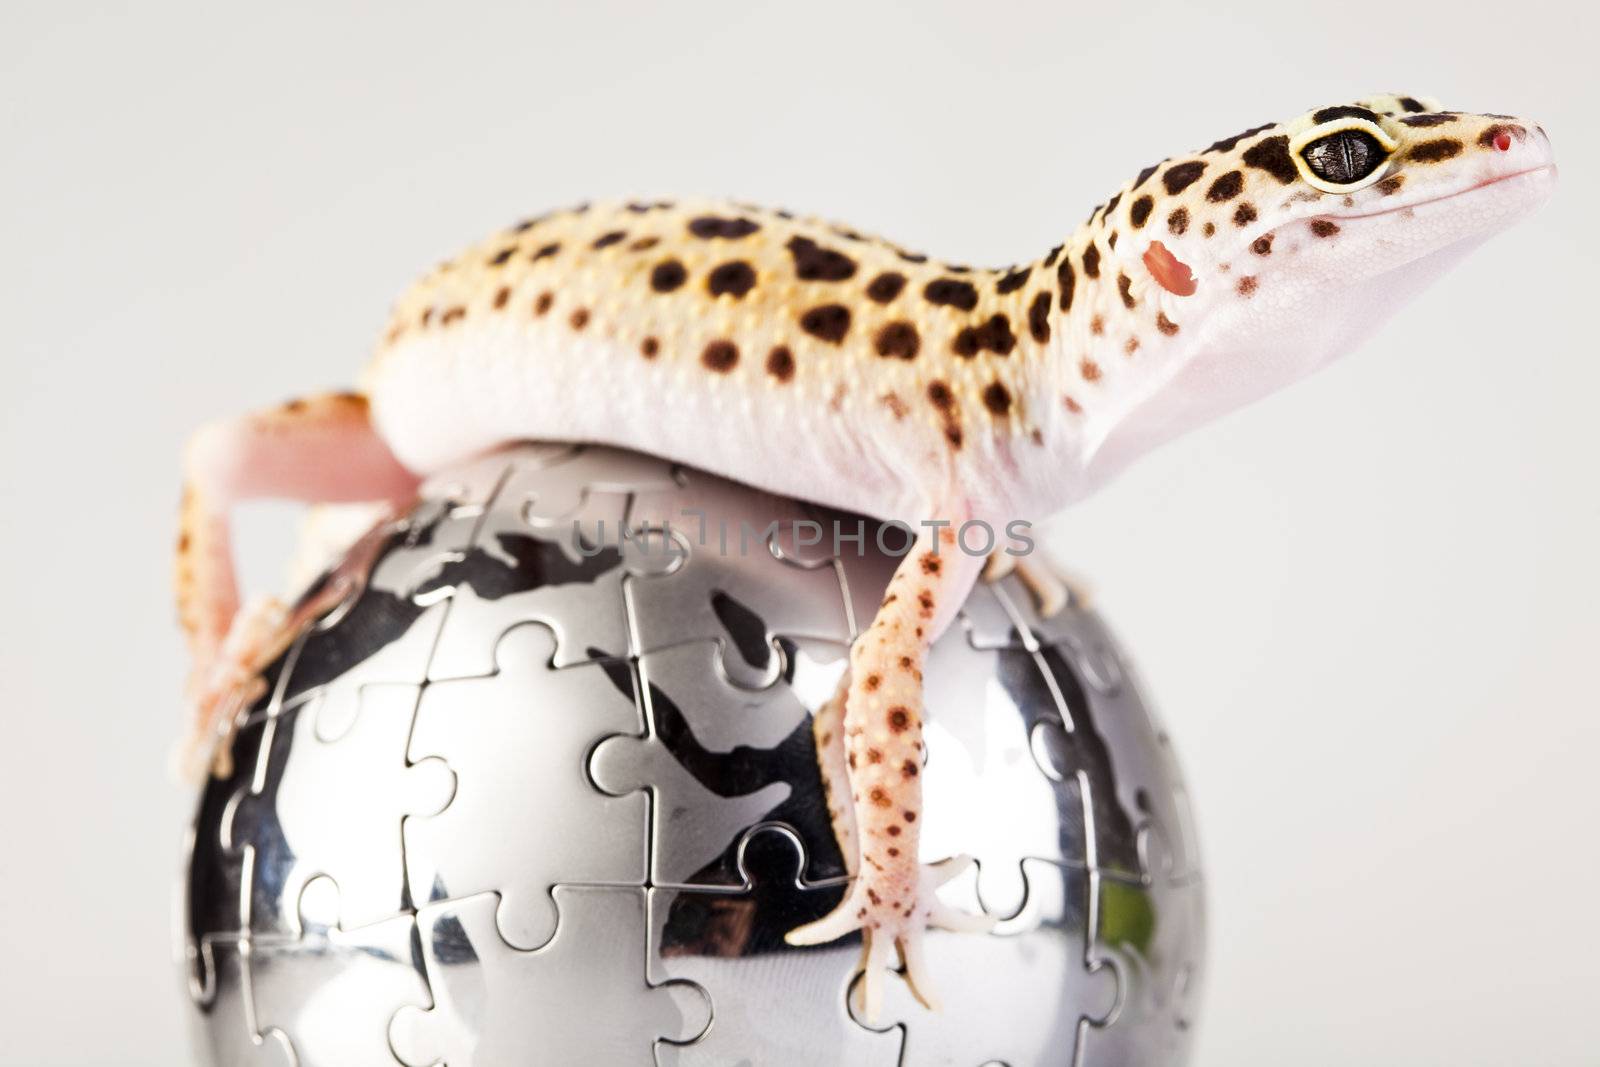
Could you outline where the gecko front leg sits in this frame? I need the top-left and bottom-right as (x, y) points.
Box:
(788, 518), (994, 1021)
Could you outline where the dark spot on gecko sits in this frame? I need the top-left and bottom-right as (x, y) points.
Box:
(786, 235), (857, 281)
(488, 246), (517, 266)
(1167, 208), (1189, 236)
(1042, 244), (1063, 267)
(1243, 135), (1298, 184)
(440, 306), (465, 325)
(531, 242), (561, 261)
(924, 278), (979, 311)
(1310, 219), (1340, 238)
(881, 392), (908, 419)
(629, 235), (660, 251)
(865, 673), (881, 691)
(869, 787), (892, 808)
(1107, 231), (1118, 250)
(1237, 275), (1258, 296)
(1081, 244), (1101, 279)
(688, 215), (760, 239)
(982, 381), (1012, 416)
(996, 267), (1031, 294)
(1203, 222), (1215, 237)
(887, 707), (910, 732)
(1408, 138), (1463, 163)
(1402, 113), (1456, 128)
(952, 314), (1015, 358)
(706, 260), (757, 299)
(534, 291), (554, 315)
(1377, 175), (1406, 195)
(1313, 105), (1382, 125)
(866, 271), (907, 303)
(765, 345), (794, 382)
(1129, 195), (1154, 228)
(927, 381), (953, 409)
(1162, 160), (1207, 195)
(799, 304), (851, 344)
(650, 259), (687, 292)
(1117, 274), (1135, 308)
(1251, 234), (1273, 255)
(1028, 291), (1051, 342)
(568, 308), (589, 330)
(1132, 162), (1160, 190)
(1398, 96), (1427, 113)
(591, 230), (627, 249)
(1233, 202), (1258, 226)
(1056, 259), (1075, 311)
(1080, 359), (1101, 382)
(701, 340), (739, 372)
(896, 247), (929, 264)
(1206, 170), (1245, 202)
(887, 824), (901, 836)
(1156, 312), (1179, 336)
(1208, 122), (1274, 153)
(901, 759), (919, 779)
(1125, 337), (1140, 356)
(492, 286), (511, 309)
(874, 322), (920, 360)
(904, 810), (916, 822)
(640, 337), (659, 358)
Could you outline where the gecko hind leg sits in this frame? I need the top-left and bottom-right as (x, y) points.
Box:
(175, 393), (419, 781)
(983, 548), (1090, 617)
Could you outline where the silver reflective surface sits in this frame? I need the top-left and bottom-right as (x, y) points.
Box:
(181, 443), (1205, 1066)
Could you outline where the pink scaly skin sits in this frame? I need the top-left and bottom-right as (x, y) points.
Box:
(175, 93), (1554, 1017)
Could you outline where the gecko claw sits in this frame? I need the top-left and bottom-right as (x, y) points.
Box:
(789, 853), (993, 1024)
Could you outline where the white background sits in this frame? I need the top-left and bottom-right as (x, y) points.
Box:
(2, 2), (1596, 1063)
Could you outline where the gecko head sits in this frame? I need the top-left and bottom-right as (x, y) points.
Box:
(1072, 93), (1556, 479)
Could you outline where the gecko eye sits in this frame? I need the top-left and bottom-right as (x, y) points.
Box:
(1301, 129), (1386, 185)
(1289, 117), (1399, 193)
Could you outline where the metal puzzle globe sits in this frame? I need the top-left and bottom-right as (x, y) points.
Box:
(181, 443), (1205, 1066)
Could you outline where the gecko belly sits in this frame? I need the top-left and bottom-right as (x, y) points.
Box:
(368, 323), (931, 522)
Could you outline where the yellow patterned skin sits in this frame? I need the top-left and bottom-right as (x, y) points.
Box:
(177, 92), (1555, 1019)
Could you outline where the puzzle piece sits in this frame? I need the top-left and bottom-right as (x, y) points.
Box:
(917, 637), (1088, 919)
(185, 713), (274, 1003)
(225, 684), (454, 937)
(404, 623), (647, 948)
(625, 467), (854, 686)
(957, 572), (1040, 653)
(1030, 629), (1200, 885)
(251, 876), (432, 1067)
(389, 886), (709, 1066)
(422, 447), (673, 680)
(186, 937), (297, 1067)
(1076, 873), (1205, 1066)
(851, 857), (1120, 1066)
(590, 638), (853, 888)
(650, 827), (901, 1067)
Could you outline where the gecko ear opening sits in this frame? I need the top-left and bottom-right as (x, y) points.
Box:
(1143, 241), (1197, 297)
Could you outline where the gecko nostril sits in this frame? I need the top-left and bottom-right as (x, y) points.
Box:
(1494, 131), (1513, 153)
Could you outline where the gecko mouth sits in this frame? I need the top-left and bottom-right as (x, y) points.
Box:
(1333, 164), (1557, 222)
